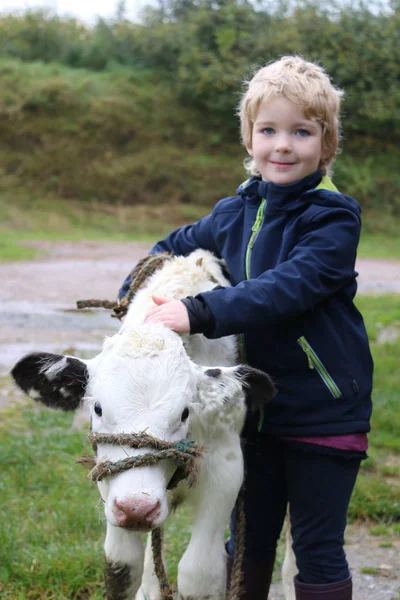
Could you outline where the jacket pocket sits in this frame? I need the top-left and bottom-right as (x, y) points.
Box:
(297, 336), (342, 399)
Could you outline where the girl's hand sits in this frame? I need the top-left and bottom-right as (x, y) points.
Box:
(144, 296), (190, 333)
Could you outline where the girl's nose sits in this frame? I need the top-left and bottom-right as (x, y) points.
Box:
(275, 134), (291, 152)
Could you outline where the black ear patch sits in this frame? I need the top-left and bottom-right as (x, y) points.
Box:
(11, 352), (88, 411)
(236, 365), (276, 410)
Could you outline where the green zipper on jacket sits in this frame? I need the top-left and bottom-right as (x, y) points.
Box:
(244, 197), (267, 430)
(297, 336), (342, 399)
(245, 198), (267, 279)
(241, 175), (340, 429)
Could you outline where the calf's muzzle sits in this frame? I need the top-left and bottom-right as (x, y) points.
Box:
(113, 496), (161, 529)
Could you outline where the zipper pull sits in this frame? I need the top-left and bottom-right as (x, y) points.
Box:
(305, 348), (314, 369)
(299, 337), (314, 369)
(252, 207), (264, 231)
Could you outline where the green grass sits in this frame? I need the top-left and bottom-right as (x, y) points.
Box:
(358, 232), (400, 260)
(2, 194), (400, 263)
(379, 540), (393, 548)
(369, 524), (390, 536)
(1, 295), (399, 596)
(0, 193), (211, 261)
(355, 296), (400, 453)
(0, 402), (194, 598)
(0, 234), (38, 261)
(359, 566), (379, 575)
(347, 296), (400, 523)
(0, 404), (105, 598)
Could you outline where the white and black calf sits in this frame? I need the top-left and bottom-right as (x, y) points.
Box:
(11, 250), (285, 600)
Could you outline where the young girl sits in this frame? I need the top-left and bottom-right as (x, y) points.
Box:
(121, 56), (373, 599)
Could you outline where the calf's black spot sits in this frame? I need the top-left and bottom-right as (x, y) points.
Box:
(205, 368), (221, 378)
(104, 560), (132, 600)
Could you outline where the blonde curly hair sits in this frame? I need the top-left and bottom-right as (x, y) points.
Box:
(239, 56), (344, 176)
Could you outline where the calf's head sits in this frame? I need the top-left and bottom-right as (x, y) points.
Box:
(12, 323), (275, 531)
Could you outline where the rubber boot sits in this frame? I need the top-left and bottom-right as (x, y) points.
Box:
(294, 575), (352, 599)
(226, 552), (276, 599)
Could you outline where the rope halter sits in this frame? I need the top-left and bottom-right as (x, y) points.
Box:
(77, 431), (205, 600)
(77, 431), (204, 490)
(76, 252), (172, 319)
(77, 433), (243, 600)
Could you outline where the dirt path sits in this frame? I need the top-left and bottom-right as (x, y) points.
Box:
(0, 240), (150, 379)
(1, 240), (399, 379)
(1, 240), (399, 599)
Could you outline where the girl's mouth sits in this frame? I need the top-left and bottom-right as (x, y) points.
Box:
(270, 161), (295, 168)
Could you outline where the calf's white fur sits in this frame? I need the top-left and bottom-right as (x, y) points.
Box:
(12, 249), (295, 600)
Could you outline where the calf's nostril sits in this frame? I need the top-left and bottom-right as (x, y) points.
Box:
(115, 498), (135, 514)
(113, 499), (132, 525)
(144, 499), (161, 522)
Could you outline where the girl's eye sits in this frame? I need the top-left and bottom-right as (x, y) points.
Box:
(296, 129), (310, 137)
(181, 407), (189, 422)
(94, 402), (102, 417)
(262, 127), (275, 135)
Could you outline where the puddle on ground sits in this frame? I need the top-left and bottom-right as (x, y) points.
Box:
(0, 301), (119, 376)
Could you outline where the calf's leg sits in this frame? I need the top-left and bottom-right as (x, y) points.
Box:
(177, 518), (227, 600)
(282, 514), (297, 600)
(104, 523), (144, 600)
(136, 533), (163, 600)
(177, 445), (244, 599)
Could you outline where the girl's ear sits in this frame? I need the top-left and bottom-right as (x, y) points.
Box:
(320, 136), (332, 161)
(246, 146), (254, 157)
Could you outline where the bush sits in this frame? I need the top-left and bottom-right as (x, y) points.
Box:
(0, 0), (399, 231)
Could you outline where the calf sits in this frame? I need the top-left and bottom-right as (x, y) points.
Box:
(11, 250), (287, 600)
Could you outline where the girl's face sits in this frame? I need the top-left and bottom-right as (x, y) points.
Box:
(247, 96), (326, 185)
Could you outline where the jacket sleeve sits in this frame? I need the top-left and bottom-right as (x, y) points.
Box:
(198, 207), (361, 338)
(149, 212), (219, 256)
(118, 210), (220, 300)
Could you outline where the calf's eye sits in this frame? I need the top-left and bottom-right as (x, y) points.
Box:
(94, 401), (102, 417)
(181, 407), (189, 422)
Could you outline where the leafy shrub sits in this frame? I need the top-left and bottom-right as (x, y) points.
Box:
(0, 0), (399, 231)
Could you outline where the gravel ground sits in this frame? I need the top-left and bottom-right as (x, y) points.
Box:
(1, 240), (399, 599)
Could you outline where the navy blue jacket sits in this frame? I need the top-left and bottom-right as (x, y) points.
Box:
(123, 170), (373, 436)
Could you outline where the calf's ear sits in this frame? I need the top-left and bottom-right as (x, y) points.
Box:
(196, 364), (276, 409)
(234, 365), (276, 409)
(11, 352), (89, 411)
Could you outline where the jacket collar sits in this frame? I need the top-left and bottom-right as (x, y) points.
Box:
(238, 170), (324, 210)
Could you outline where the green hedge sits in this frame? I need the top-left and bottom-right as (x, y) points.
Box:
(0, 1), (399, 229)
